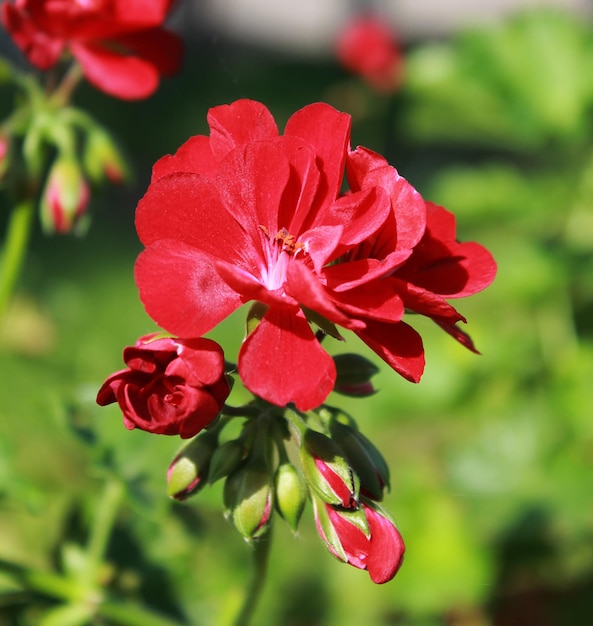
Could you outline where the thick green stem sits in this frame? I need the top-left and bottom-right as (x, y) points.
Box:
(232, 532), (272, 626)
(0, 198), (35, 327)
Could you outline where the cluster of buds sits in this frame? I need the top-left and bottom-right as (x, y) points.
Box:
(166, 357), (405, 584)
(0, 63), (128, 234)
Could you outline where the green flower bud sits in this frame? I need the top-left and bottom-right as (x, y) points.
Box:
(226, 461), (273, 540)
(83, 127), (129, 184)
(333, 353), (379, 397)
(300, 429), (359, 508)
(167, 432), (218, 501)
(208, 438), (245, 484)
(274, 462), (307, 532)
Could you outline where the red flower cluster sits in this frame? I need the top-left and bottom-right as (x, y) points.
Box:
(134, 99), (496, 411)
(96, 334), (230, 438)
(335, 15), (403, 92)
(0, 0), (182, 99)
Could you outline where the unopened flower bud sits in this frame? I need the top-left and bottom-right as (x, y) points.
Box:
(167, 432), (218, 501)
(0, 131), (10, 181)
(313, 495), (405, 584)
(225, 461), (273, 540)
(84, 128), (129, 184)
(208, 438), (245, 484)
(333, 353), (379, 397)
(312, 494), (369, 564)
(329, 419), (390, 501)
(40, 157), (90, 234)
(300, 429), (359, 508)
(274, 462), (307, 532)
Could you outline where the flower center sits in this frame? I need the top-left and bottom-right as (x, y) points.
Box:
(258, 226), (305, 291)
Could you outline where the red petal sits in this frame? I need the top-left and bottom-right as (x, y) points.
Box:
(167, 337), (226, 386)
(71, 41), (160, 99)
(276, 137), (322, 235)
(207, 99), (279, 161)
(151, 136), (215, 181)
(356, 319), (425, 383)
(238, 307), (336, 410)
(325, 506), (369, 570)
(331, 281), (405, 324)
(433, 318), (480, 354)
(214, 140), (291, 238)
(322, 186), (391, 263)
(113, 0), (174, 26)
(135, 240), (244, 337)
(400, 203), (497, 298)
(365, 504), (405, 584)
(135, 174), (251, 264)
(1, 3), (63, 69)
(285, 261), (363, 330)
(347, 147), (427, 253)
(285, 103), (351, 202)
(392, 278), (466, 323)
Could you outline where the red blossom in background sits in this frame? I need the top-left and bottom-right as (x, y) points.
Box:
(96, 334), (230, 438)
(134, 99), (496, 411)
(0, 0), (182, 99)
(335, 15), (404, 92)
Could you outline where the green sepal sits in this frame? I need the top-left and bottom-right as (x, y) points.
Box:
(226, 460), (273, 540)
(329, 420), (390, 500)
(300, 429), (359, 506)
(311, 495), (347, 563)
(333, 353), (379, 396)
(245, 301), (269, 336)
(208, 439), (245, 484)
(302, 306), (344, 340)
(167, 432), (218, 500)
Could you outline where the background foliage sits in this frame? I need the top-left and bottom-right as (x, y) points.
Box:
(1, 7), (592, 626)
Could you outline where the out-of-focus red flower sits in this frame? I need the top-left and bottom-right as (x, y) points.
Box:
(314, 498), (405, 584)
(0, 0), (182, 99)
(134, 99), (495, 410)
(96, 333), (230, 438)
(335, 15), (403, 92)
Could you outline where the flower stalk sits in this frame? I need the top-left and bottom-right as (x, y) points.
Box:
(0, 198), (36, 328)
(232, 532), (273, 626)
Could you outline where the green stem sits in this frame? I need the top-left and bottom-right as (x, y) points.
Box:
(232, 532), (273, 626)
(83, 478), (125, 586)
(99, 600), (186, 626)
(0, 198), (35, 327)
(0, 559), (81, 602)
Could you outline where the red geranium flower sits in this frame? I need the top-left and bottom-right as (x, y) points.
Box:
(134, 99), (495, 410)
(135, 99), (407, 410)
(96, 334), (230, 438)
(0, 0), (182, 99)
(335, 15), (403, 92)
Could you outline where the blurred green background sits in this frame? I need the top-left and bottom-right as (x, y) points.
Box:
(1, 6), (593, 626)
